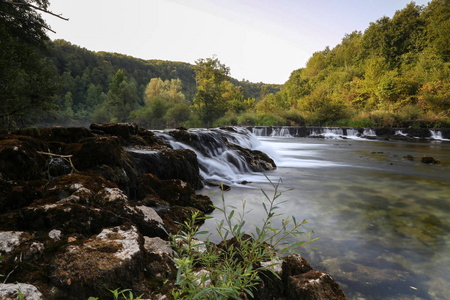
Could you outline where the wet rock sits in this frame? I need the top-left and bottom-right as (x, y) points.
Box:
(230, 144), (276, 171)
(286, 270), (346, 300)
(204, 180), (231, 191)
(0, 283), (43, 300)
(421, 156), (440, 164)
(252, 253), (346, 300)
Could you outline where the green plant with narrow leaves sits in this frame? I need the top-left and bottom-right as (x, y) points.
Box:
(169, 176), (318, 299)
(108, 288), (143, 300)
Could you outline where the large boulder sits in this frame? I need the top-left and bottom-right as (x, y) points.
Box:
(49, 225), (148, 299)
(253, 254), (346, 300)
(130, 148), (203, 190)
(138, 173), (212, 214)
(72, 136), (139, 193)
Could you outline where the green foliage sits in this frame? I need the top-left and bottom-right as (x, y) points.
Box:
(280, 0), (450, 128)
(130, 77), (191, 129)
(0, 0), (58, 129)
(108, 288), (143, 300)
(169, 178), (317, 299)
(192, 56), (231, 127)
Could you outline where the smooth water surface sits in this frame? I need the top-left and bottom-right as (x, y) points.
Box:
(199, 137), (450, 300)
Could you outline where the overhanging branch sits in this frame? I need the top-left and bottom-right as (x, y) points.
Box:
(0, 0), (69, 22)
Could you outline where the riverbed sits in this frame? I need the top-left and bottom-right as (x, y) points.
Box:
(199, 136), (450, 300)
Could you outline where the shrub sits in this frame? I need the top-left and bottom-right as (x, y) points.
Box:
(169, 178), (317, 299)
(278, 109), (306, 126)
(213, 113), (239, 127)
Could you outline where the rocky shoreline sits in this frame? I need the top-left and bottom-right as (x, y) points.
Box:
(0, 123), (346, 299)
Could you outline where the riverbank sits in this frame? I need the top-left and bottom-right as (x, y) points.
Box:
(0, 124), (345, 299)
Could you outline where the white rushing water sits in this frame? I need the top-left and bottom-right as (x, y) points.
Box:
(153, 128), (269, 186)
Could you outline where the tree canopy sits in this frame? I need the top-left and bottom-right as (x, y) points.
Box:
(0, 0), (63, 129)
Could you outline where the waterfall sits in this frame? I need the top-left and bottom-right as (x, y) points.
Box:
(395, 130), (407, 136)
(363, 128), (376, 137)
(252, 127), (268, 137)
(152, 128), (271, 186)
(323, 128), (344, 138)
(429, 129), (450, 141)
(309, 128), (323, 137)
(270, 127), (292, 137)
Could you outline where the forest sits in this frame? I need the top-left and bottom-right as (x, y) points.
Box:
(0, 0), (449, 130)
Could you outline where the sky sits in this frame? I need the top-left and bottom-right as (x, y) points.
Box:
(43, 0), (430, 84)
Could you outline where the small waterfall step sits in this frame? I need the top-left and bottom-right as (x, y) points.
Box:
(250, 126), (450, 141)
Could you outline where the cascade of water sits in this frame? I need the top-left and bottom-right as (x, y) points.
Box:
(153, 128), (266, 186)
(395, 130), (407, 136)
(346, 128), (359, 137)
(322, 128), (344, 139)
(363, 128), (376, 137)
(279, 127), (293, 137)
(309, 128), (323, 137)
(270, 128), (281, 137)
(429, 129), (450, 141)
(252, 127), (267, 137)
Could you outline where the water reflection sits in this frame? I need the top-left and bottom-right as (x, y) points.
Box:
(199, 138), (450, 300)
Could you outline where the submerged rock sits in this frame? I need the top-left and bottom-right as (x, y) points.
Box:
(421, 156), (440, 164)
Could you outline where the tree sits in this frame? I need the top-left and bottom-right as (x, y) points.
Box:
(0, 0), (67, 129)
(144, 78), (186, 105)
(192, 56), (231, 127)
(103, 69), (139, 122)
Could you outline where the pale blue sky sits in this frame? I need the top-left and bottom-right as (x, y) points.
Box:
(44, 0), (430, 84)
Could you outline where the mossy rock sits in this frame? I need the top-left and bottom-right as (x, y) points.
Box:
(0, 135), (48, 180)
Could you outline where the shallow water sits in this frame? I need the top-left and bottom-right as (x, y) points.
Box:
(199, 137), (450, 300)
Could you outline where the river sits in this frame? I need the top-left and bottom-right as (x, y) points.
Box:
(198, 134), (450, 300)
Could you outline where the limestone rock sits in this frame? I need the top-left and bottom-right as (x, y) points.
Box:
(0, 283), (43, 300)
(286, 270), (346, 300)
(143, 237), (176, 280)
(49, 225), (148, 299)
